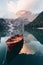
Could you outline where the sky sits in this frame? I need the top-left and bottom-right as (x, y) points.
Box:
(0, 0), (43, 18)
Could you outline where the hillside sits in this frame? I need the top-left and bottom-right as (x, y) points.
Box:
(25, 12), (43, 29)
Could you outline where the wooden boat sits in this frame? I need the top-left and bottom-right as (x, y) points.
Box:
(5, 34), (24, 64)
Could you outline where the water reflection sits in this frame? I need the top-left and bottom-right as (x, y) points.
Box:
(0, 19), (23, 65)
(0, 37), (7, 65)
(25, 29), (43, 44)
(24, 28), (43, 54)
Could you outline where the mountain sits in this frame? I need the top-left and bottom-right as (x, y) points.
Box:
(16, 10), (26, 16)
(0, 18), (9, 37)
(14, 10), (38, 26)
(0, 18), (24, 37)
(0, 10), (38, 37)
(24, 12), (43, 44)
(25, 12), (43, 29)
(16, 10), (38, 22)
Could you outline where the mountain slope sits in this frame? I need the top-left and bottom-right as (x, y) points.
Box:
(25, 12), (43, 28)
(16, 10), (38, 22)
(24, 12), (43, 44)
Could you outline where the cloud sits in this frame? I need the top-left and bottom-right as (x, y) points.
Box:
(0, 6), (4, 18)
(7, 0), (35, 14)
(16, 0), (35, 12)
(0, 12), (4, 18)
(7, 0), (43, 14)
(0, 0), (43, 18)
(4, 1), (17, 18)
(7, 1), (16, 13)
(29, 0), (43, 13)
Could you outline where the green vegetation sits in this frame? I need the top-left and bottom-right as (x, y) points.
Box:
(25, 12), (43, 28)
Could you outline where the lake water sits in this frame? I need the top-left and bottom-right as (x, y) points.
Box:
(24, 29), (43, 54)
(0, 19), (43, 64)
(0, 29), (43, 65)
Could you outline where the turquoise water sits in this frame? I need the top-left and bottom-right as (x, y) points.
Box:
(24, 29), (43, 53)
(0, 37), (7, 65)
(25, 29), (43, 44)
(0, 19), (43, 65)
(0, 29), (43, 65)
